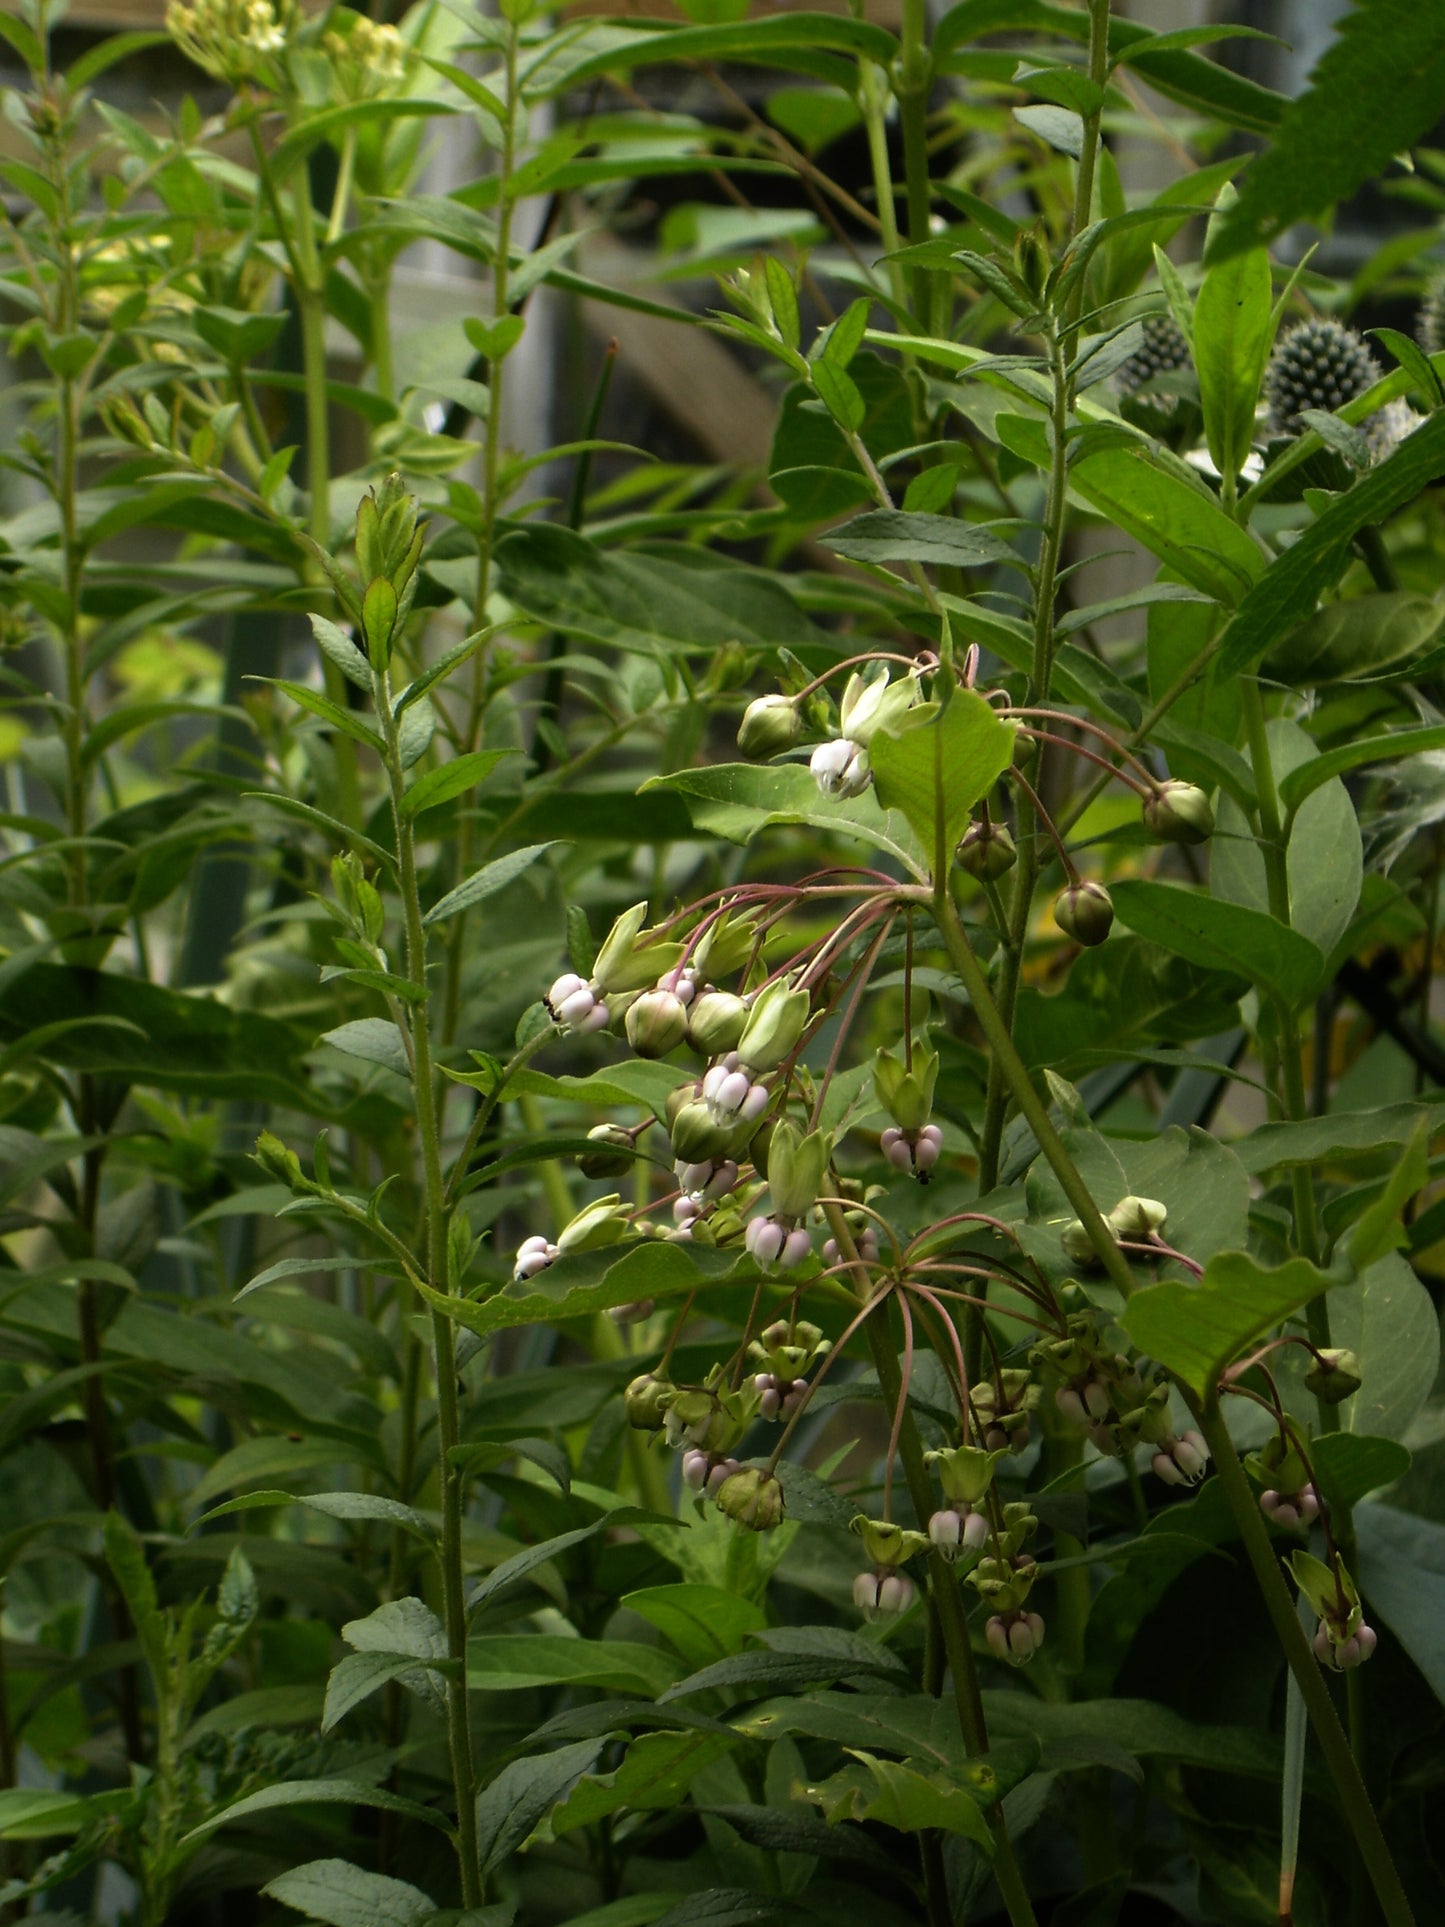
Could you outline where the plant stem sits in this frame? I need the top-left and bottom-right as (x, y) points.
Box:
(1193, 1398), (1415, 1927)
(861, 1301), (1040, 1927)
(381, 686), (481, 1908)
(894, 0), (936, 327)
(929, 888), (1138, 1299)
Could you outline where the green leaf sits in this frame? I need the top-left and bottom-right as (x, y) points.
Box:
(545, 1729), (736, 1838)
(1325, 1252), (1440, 1442)
(810, 359), (865, 432)
(319, 1019), (409, 1076)
(324, 1652), (446, 1732)
(1219, 411), (1445, 677)
(310, 615), (374, 693)
(1279, 723), (1445, 815)
(869, 690), (1018, 862)
(270, 679), (384, 752)
(474, 1741), (604, 1876)
(1347, 1118), (1428, 1273)
(418, 1241), (738, 1340)
(263, 1861), (437, 1927)
(803, 1750), (992, 1848)
(1109, 879), (1325, 1007)
(1267, 594), (1443, 688)
(422, 842), (562, 926)
(1122, 1250), (1347, 1396)
(622, 1585), (768, 1669)
(468, 1635), (679, 1697)
(1193, 221), (1272, 485)
(643, 763), (926, 876)
(0, 1790), (105, 1840)
(494, 527), (827, 659)
(1207, 3), (1445, 261)
(823, 510), (1015, 569)
(401, 749), (517, 820)
(1235, 1102), (1438, 1175)
(180, 1777), (451, 1847)
(1355, 1502), (1445, 1703)
(1309, 1433), (1410, 1511)
(995, 417), (1265, 605)
(1014, 103), (1082, 158)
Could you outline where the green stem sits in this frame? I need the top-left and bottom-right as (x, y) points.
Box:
(860, 1302), (1039, 1927)
(380, 687), (481, 1909)
(857, 57), (908, 318)
(1061, 0), (1112, 367)
(894, 0), (934, 326)
(929, 888), (1137, 1299)
(1193, 1399), (1415, 1927)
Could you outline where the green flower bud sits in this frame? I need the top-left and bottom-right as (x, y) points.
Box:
(1108, 1196), (1168, 1240)
(873, 1043), (939, 1134)
(1054, 880), (1114, 946)
(687, 990), (749, 1057)
(850, 1515), (929, 1568)
(556, 1194), (630, 1256)
(1143, 779), (1214, 845)
(737, 979), (811, 1074)
(967, 1553), (1038, 1613)
(578, 1122), (636, 1181)
(254, 1130), (307, 1190)
(670, 1098), (730, 1164)
(737, 693), (801, 760)
(1246, 1431), (1312, 1496)
(625, 987), (689, 1058)
(957, 818), (1018, 881)
(764, 1119), (831, 1222)
(924, 1442), (1008, 1507)
(1061, 1218), (1112, 1270)
(624, 1372), (673, 1431)
(1304, 1348), (1362, 1405)
(715, 1466), (785, 1530)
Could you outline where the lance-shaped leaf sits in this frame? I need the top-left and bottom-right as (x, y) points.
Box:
(1122, 1250), (1350, 1395)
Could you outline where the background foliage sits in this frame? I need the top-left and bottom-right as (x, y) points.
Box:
(0, 0), (1444, 1923)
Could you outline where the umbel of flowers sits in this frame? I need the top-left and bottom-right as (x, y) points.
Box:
(505, 646), (1372, 1672)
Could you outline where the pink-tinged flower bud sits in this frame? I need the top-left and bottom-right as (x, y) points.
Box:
(674, 1195), (702, 1226)
(1152, 1429), (1209, 1486)
(780, 1379), (807, 1420)
(755, 1374), (782, 1420)
(780, 1226), (812, 1270)
(1054, 879), (1114, 947)
(625, 987), (689, 1058)
(706, 1455), (740, 1497)
(607, 1298), (654, 1325)
(1011, 1612), (1045, 1661)
(703, 1064), (752, 1124)
(929, 1508), (965, 1555)
(853, 1570), (916, 1616)
(1262, 1490), (1302, 1531)
(1315, 1621), (1378, 1671)
(1055, 1386), (1087, 1426)
(1082, 1378), (1113, 1423)
(914, 1124), (943, 1172)
(682, 1449), (710, 1490)
(745, 1216), (786, 1268)
(547, 972), (609, 1031)
(823, 1227), (879, 1265)
(513, 1235), (557, 1282)
(811, 737), (871, 798)
(985, 1615), (1011, 1662)
(881, 1126), (913, 1173)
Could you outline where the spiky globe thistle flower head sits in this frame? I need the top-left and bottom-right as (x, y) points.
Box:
(1116, 313), (1191, 399)
(1265, 318), (1380, 436)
